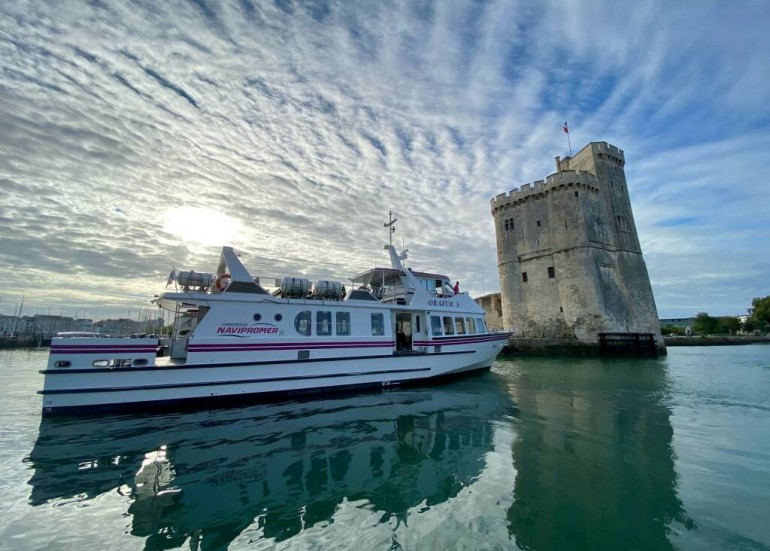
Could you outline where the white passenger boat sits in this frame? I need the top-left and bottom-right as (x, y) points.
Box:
(40, 231), (510, 414)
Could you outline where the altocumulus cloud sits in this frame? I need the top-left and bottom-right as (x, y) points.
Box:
(0, 0), (769, 319)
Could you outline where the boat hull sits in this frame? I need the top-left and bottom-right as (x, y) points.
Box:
(39, 338), (508, 414)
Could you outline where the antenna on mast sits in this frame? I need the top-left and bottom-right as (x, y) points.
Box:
(384, 211), (398, 247)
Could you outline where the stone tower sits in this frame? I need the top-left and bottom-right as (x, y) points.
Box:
(490, 142), (664, 353)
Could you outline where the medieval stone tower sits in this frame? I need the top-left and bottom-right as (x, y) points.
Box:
(490, 142), (664, 352)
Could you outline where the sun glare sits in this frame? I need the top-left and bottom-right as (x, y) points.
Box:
(163, 207), (242, 247)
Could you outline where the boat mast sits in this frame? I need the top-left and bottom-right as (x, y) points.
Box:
(384, 211), (397, 247)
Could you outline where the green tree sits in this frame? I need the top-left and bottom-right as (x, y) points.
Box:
(693, 312), (719, 335)
(750, 296), (770, 325)
(719, 316), (741, 335)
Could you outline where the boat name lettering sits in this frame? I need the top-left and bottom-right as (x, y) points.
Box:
(428, 299), (459, 308)
(217, 323), (279, 335)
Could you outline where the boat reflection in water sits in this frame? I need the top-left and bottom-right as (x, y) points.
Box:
(27, 378), (513, 550)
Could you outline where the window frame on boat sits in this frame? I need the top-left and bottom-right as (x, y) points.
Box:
(295, 310), (311, 336)
(371, 313), (385, 336)
(442, 316), (455, 335)
(431, 315), (442, 336)
(336, 311), (351, 336)
(455, 317), (467, 335)
(476, 317), (487, 333)
(316, 311), (332, 336)
(466, 317), (476, 334)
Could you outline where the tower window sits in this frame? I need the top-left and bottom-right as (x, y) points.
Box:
(574, 191), (579, 197)
(504, 220), (509, 230)
(547, 267), (555, 279)
(536, 220), (541, 227)
(522, 272), (528, 283)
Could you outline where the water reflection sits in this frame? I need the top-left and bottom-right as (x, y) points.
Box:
(27, 380), (512, 550)
(502, 358), (693, 551)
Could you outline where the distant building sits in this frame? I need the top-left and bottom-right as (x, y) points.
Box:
(0, 315), (20, 336)
(658, 318), (695, 329)
(490, 142), (665, 354)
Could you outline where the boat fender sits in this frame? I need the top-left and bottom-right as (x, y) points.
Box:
(216, 274), (231, 291)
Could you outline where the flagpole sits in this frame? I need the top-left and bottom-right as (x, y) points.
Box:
(564, 120), (572, 156)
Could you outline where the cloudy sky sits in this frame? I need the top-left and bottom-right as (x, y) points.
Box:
(1, 0), (769, 321)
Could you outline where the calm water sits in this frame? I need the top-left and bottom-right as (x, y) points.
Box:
(0, 347), (768, 551)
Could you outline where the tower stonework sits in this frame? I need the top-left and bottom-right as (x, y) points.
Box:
(491, 142), (665, 353)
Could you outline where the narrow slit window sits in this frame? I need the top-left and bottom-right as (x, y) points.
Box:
(522, 272), (528, 283)
(548, 266), (556, 279)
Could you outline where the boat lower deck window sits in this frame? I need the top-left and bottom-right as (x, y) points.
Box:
(455, 317), (466, 335)
(466, 317), (476, 334)
(371, 313), (384, 336)
(295, 311), (311, 336)
(476, 317), (487, 333)
(336, 312), (351, 335)
(54, 361), (71, 368)
(316, 311), (332, 336)
(442, 316), (455, 335)
(431, 315), (442, 336)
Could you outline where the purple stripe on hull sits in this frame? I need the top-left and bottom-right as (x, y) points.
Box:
(414, 334), (510, 346)
(51, 347), (157, 354)
(189, 341), (395, 352)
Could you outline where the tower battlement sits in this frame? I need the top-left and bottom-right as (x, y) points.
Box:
(491, 170), (599, 214)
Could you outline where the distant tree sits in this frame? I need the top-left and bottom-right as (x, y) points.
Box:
(693, 312), (719, 335)
(750, 296), (770, 325)
(663, 325), (686, 336)
(742, 319), (756, 333)
(719, 316), (741, 335)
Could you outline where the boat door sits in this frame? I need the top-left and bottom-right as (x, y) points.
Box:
(395, 312), (413, 351)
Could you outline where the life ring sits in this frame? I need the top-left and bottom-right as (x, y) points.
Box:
(216, 274), (231, 291)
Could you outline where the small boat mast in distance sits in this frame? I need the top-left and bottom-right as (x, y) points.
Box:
(39, 216), (511, 414)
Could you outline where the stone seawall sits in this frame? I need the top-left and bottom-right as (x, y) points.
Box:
(664, 336), (770, 346)
(502, 337), (603, 356)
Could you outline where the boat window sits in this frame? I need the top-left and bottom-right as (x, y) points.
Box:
(54, 361), (71, 368)
(336, 311), (351, 335)
(295, 311), (312, 336)
(92, 360), (109, 368)
(371, 313), (385, 336)
(442, 316), (455, 335)
(316, 311), (332, 336)
(466, 317), (476, 334)
(415, 315), (421, 333)
(455, 317), (466, 335)
(431, 315), (442, 336)
(476, 317), (487, 333)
